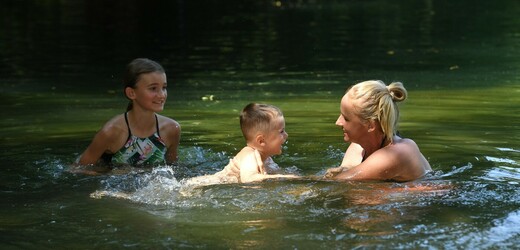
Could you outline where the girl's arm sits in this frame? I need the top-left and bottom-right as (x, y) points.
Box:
(162, 119), (181, 164)
(77, 128), (114, 165)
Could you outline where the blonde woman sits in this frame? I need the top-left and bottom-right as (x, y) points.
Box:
(325, 80), (431, 182)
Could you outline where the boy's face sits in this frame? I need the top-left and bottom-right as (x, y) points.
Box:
(263, 116), (288, 156)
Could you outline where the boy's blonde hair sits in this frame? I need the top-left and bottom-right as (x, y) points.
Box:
(347, 80), (407, 144)
(240, 103), (283, 141)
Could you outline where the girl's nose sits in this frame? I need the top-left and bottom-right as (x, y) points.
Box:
(159, 89), (167, 98)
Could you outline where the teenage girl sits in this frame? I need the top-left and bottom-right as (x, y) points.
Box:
(75, 58), (181, 174)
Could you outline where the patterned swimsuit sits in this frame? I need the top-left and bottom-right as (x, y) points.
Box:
(109, 112), (167, 166)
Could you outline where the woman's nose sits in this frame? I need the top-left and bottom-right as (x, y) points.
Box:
(335, 115), (342, 126)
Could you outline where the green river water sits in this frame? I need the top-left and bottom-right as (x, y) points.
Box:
(1, 0), (519, 249)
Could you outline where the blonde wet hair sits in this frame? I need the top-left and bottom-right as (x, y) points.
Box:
(240, 103), (284, 141)
(347, 80), (407, 144)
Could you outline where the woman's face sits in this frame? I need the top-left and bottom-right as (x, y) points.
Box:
(335, 93), (369, 143)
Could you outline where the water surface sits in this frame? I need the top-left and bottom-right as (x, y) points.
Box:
(1, 0), (519, 249)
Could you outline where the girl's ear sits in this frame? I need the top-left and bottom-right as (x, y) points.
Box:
(125, 87), (136, 100)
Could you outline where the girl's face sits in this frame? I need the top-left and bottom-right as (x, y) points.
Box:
(263, 116), (288, 156)
(127, 72), (167, 112)
(335, 94), (369, 143)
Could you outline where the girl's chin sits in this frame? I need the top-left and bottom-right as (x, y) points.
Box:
(153, 106), (164, 112)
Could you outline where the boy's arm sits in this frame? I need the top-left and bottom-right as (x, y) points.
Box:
(339, 143), (364, 168)
(239, 150), (298, 183)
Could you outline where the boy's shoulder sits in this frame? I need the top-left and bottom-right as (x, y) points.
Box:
(234, 146), (256, 161)
(233, 146), (265, 170)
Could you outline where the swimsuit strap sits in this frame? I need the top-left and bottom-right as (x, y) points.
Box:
(125, 112), (161, 138)
(155, 114), (161, 138)
(123, 112), (132, 139)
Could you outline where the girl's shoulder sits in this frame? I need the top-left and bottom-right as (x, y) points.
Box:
(157, 114), (180, 131)
(100, 114), (127, 135)
(93, 114), (128, 148)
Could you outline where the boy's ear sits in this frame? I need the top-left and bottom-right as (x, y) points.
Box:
(255, 134), (265, 146)
(125, 87), (136, 100)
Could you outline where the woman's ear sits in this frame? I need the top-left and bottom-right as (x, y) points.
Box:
(125, 87), (136, 100)
(367, 119), (377, 132)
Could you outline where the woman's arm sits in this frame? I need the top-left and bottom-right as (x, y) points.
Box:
(332, 145), (405, 181)
(332, 138), (432, 182)
(325, 143), (364, 178)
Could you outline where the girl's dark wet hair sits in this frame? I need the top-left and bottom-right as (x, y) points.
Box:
(123, 58), (165, 111)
